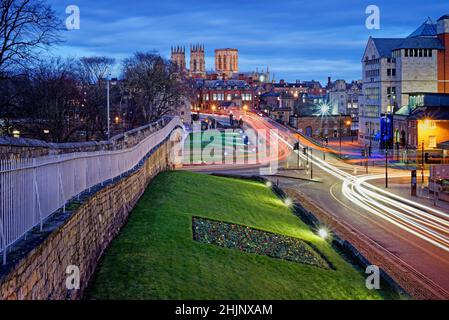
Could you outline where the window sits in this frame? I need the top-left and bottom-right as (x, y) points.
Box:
(429, 136), (436, 148)
(213, 93), (224, 101)
(226, 94), (232, 101)
(387, 69), (391, 76)
(366, 87), (380, 100)
(392, 69), (396, 76)
(387, 87), (396, 98)
(405, 49), (409, 57)
(242, 93), (252, 101)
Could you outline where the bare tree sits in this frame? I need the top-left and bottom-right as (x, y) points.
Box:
(18, 58), (82, 142)
(0, 0), (61, 78)
(122, 52), (190, 123)
(77, 56), (116, 140)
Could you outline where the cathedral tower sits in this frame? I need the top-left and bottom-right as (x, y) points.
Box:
(171, 46), (186, 73)
(190, 44), (206, 78)
(215, 48), (239, 78)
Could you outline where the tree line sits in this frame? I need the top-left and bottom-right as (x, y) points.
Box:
(0, 0), (192, 142)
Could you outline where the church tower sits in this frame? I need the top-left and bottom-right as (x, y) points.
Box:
(190, 44), (206, 78)
(171, 46), (186, 73)
(215, 48), (239, 78)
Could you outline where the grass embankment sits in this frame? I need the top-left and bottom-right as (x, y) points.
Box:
(87, 171), (394, 300)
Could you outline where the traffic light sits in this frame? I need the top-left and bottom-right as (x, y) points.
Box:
(303, 147), (307, 155)
(293, 142), (300, 150)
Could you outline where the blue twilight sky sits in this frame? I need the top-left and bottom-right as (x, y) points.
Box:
(50, 0), (449, 83)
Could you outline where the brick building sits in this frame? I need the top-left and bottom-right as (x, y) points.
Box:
(194, 79), (254, 111)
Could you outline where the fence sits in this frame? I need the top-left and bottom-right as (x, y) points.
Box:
(0, 117), (183, 264)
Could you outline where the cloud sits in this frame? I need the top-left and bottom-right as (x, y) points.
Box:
(50, 0), (449, 82)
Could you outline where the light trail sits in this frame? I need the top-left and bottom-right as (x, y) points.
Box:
(245, 113), (449, 253)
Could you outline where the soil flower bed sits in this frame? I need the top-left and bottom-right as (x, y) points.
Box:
(193, 217), (330, 269)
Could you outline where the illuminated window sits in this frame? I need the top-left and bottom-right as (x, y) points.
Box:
(429, 136), (436, 148)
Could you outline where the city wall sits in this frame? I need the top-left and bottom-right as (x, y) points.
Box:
(0, 135), (178, 300)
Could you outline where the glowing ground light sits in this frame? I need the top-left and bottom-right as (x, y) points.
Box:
(284, 198), (293, 208)
(266, 181), (273, 188)
(318, 228), (329, 239)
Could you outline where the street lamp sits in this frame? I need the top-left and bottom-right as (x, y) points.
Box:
(12, 130), (20, 138)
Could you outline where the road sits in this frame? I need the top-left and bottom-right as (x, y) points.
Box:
(183, 112), (449, 298)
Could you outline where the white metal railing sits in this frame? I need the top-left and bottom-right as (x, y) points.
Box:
(0, 117), (183, 264)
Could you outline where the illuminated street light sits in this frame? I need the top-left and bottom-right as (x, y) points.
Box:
(319, 103), (330, 115)
(12, 130), (20, 138)
(266, 181), (273, 188)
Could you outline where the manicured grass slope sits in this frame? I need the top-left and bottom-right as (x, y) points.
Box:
(87, 171), (390, 300)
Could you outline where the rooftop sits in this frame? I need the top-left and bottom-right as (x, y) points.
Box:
(408, 18), (437, 38)
(369, 17), (447, 58)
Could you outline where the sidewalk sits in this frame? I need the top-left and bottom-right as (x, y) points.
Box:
(325, 137), (420, 170)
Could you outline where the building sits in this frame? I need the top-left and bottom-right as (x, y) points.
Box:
(329, 80), (362, 133)
(293, 115), (352, 139)
(190, 44), (206, 78)
(171, 46), (186, 73)
(215, 49), (239, 78)
(329, 80), (348, 115)
(398, 93), (449, 150)
(360, 15), (449, 148)
(194, 79), (254, 111)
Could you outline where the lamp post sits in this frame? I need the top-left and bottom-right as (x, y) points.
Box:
(369, 122), (372, 157)
(422, 140), (425, 184)
(339, 114), (342, 159)
(385, 147), (389, 188)
(107, 79), (110, 140)
(310, 148), (313, 179)
(106, 77), (117, 140)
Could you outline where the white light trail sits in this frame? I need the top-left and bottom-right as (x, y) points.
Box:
(258, 116), (449, 253)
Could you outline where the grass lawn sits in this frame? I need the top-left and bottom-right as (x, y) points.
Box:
(86, 171), (396, 300)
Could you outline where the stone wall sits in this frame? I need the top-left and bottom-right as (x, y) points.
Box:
(0, 138), (174, 300)
(0, 117), (170, 160)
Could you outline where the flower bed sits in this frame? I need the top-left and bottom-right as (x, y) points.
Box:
(192, 217), (330, 269)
